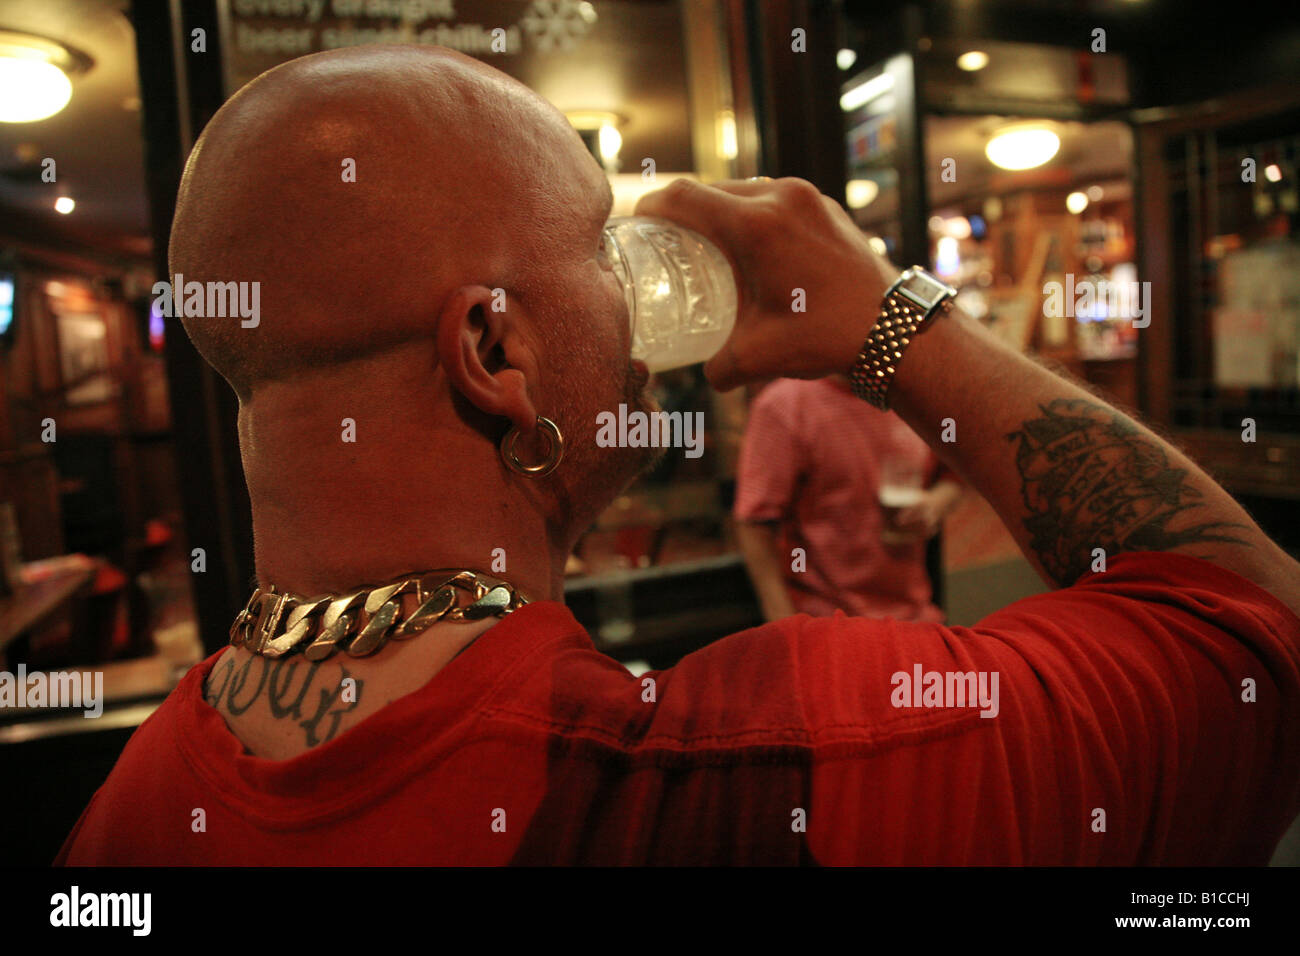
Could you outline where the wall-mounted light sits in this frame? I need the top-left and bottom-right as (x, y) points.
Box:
(0, 30), (90, 123)
(985, 124), (1060, 170)
(846, 179), (879, 209)
(840, 72), (893, 112)
(717, 109), (737, 161)
(956, 50), (989, 72)
(597, 124), (622, 166)
(565, 110), (626, 173)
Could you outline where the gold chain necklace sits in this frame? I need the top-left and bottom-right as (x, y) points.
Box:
(228, 569), (529, 662)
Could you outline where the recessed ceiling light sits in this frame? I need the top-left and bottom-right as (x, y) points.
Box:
(956, 51), (989, 72)
(985, 125), (1060, 171)
(55, 196), (75, 214)
(837, 48), (857, 71)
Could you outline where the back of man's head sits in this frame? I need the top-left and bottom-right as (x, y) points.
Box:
(170, 44), (589, 399)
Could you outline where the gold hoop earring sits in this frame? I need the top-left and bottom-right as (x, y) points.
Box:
(500, 416), (564, 478)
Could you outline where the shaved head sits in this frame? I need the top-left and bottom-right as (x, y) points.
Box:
(171, 45), (607, 397)
(170, 45), (657, 599)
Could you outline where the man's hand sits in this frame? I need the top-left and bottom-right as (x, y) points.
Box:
(734, 520), (799, 622)
(634, 178), (898, 392)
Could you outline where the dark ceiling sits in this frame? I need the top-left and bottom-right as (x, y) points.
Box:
(839, 0), (1300, 109)
(3, 0), (1300, 273)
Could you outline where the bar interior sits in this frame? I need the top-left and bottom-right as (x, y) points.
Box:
(1, 0), (1299, 866)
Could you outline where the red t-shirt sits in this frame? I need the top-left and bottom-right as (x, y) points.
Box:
(733, 377), (952, 622)
(57, 552), (1300, 865)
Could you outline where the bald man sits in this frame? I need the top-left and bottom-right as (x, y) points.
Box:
(58, 46), (1300, 865)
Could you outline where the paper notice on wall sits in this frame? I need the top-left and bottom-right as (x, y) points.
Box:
(1216, 241), (1300, 386)
(1212, 307), (1271, 386)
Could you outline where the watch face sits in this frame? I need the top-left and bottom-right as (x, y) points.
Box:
(898, 269), (954, 309)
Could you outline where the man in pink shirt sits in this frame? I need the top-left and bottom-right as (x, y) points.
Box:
(735, 373), (962, 622)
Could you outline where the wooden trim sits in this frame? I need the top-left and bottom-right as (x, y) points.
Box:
(1135, 122), (1172, 425)
(132, 0), (254, 656)
(1130, 83), (1300, 135)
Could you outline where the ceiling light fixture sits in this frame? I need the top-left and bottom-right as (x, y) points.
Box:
(0, 30), (91, 123)
(956, 51), (989, 72)
(985, 125), (1060, 171)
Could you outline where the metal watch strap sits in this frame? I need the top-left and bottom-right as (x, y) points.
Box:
(849, 268), (953, 410)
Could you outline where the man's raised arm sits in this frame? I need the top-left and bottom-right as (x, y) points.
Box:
(889, 306), (1300, 611)
(635, 176), (1300, 619)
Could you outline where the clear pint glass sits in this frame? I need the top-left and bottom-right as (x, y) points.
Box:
(602, 216), (738, 373)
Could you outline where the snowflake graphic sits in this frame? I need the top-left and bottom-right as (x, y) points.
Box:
(520, 0), (598, 53)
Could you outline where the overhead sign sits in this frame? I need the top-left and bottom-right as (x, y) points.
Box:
(217, 0), (694, 171)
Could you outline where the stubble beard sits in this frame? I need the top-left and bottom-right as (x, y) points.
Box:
(550, 361), (665, 541)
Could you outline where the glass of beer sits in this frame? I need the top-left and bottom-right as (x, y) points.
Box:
(878, 458), (925, 546)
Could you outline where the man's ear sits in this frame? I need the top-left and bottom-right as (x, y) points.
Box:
(436, 285), (538, 434)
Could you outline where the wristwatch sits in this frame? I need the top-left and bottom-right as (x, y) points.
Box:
(849, 266), (957, 409)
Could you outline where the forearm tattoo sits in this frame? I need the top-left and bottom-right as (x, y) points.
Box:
(1006, 398), (1251, 584)
(203, 655), (364, 748)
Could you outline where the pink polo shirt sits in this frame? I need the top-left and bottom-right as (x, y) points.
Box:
(734, 377), (949, 622)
